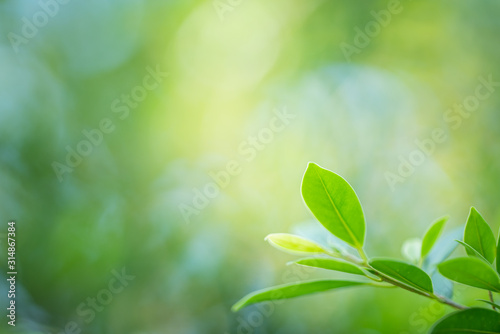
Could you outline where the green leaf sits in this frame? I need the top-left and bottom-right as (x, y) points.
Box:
(231, 280), (368, 312)
(370, 258), (434, 294)
(477, 299), (500, 310)
(301, 163), (365, 249)
(456, 240), (490, 264)
(464, 207), (496, 264)
(497, 230), (500, 274)
(292, 258), (367, 276)
(421, 216), (448, 259)
(438, 257), (500, 292)
(265, 233), (329, 255)
(430, 308), (500, 334)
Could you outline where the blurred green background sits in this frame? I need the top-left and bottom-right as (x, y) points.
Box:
(1, 0), (500, 333)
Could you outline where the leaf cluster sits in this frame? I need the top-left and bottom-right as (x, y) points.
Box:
(233, 163), (500, 333)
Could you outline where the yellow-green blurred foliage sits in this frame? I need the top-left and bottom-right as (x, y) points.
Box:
(1, 0), (500, 333)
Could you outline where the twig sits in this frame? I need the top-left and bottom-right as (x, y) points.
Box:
(334, 251), (468, 310)
(489, 291), (497, 311)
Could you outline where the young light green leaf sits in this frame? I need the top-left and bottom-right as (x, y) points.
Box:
(265, 233), (329, 255)
(438, 257), (500, 292)
(231, 280), (368, 312)
(301, 163), (365, 249)
(477, 299), (500, 310)
(464, 207), (496, 264)
(430, 308), (500, 334)
(456, 240), (490, 264)
(292, 258), (367, 276)
(370, 259), (434, 294)
(421, 216), (448, 259)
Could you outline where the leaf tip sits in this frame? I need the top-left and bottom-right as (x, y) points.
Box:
(306, 161), (319, 168)
(231, 296), (250, 312)
(264, 233), (278, 242)
(230, 303), (241, 313)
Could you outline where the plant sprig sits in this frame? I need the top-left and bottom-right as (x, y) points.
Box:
(232, 162), (500, 333)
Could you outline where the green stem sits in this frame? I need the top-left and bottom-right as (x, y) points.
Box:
(375, 271), (467, 310)
(374, 271), (431, 298)
(357, 247), (368, 264)
(432, 294), (468, 310)
(336, 250), (467, 310)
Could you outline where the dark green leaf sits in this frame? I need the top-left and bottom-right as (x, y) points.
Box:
(438, 257), (500, 292)
(430, 308), (500, 334)
(464, 207), (496, 264)
(301, 163), (365, 249)
(421, 216), (448, 259)
(292, 258), (366, 276)
(370, 258), (433, 293)
(265, 233), (329, 255)
(232, 280), (368, 312)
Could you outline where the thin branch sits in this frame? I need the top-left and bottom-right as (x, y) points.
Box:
(375, 271), (468, 310)
(357, 247), (369, 265)
(338, 252), (468, 310)
(489, 291), (497, 311)
(374, 272), (432, 298)
(434, 294), (468, 310)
